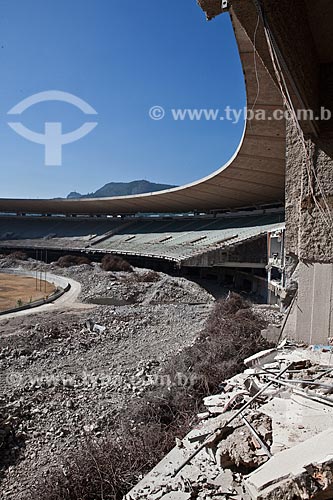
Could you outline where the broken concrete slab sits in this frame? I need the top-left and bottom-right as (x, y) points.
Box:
(206, 405), (234, 415)
(126, 431), (223, 500)
(260, 394), (333, 454)
(203, 391), (248, 412)
(244, 349), (278, 368)
(197, 411), (210, 420)
(160, 493), (191, 500)
(275, 347), (333, 367)
(203, 394), (229, 407)
(127, 343), (333, 500)
(244, 428), (333, 499)
(206, 468), (234, 490)
(223, 372), (252, 391)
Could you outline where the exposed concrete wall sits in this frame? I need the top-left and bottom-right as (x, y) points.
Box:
(231, 0), (325, 134)
(233, 0), (333, 343)
(293, 262), (333, 344)
(182, 236), (267, 267)
(268, 0), (333, 345)
(285, 121), (333, 263)
(260, 0), (320, 115)
(285, 118), (333, 343)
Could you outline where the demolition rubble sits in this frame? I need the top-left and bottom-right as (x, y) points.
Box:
(0, 257), (214, 499)
(127, 342), (333, 500)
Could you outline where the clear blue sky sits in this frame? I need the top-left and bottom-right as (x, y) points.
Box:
(0, 0), (246, 199)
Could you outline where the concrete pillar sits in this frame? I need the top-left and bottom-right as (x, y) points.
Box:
(285, 120), (333, 344)
(295, 263), (333, 344)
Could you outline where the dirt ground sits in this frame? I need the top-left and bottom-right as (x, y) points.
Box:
(0, 256), (215, 500)
(0, 255), (283, 500)
(0, 274), (55, 312)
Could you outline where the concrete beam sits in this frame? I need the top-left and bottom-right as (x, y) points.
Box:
(244, 428), (333, 499)
(212, 262), (266, 269)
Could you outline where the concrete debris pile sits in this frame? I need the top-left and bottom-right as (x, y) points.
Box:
(4, 258), (214, 306)
(126, 342), (333, 500)
(0, 399), (28, 471)
(65, 265), (213, 306)
(0, 256), (27, 269)
(0, 262), (214, 499)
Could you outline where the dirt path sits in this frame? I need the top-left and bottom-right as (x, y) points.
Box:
(0, 273), (88, 322)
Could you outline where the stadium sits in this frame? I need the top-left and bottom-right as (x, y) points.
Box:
(0, 13), (286, 305)
(1, 1), (333, 499)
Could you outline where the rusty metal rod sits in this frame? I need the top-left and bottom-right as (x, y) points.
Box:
(241, 415), (272, 458)
(282, 379), (333, 388)
(266, 376), (333, 407)
(313, 367), (333, 381)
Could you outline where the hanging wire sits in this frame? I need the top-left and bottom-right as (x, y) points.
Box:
(250, 14), (261, 115)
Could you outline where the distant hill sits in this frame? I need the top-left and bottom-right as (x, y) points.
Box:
(66, 180), (176, 199)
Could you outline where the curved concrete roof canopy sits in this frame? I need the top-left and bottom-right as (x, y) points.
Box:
(0, 11), (285, 216)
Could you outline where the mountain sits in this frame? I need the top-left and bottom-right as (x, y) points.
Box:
(66, 180), (176, 199)
(67, 192), (83, 199)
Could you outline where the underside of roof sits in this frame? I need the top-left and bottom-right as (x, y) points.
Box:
(0, 10), (286, 216)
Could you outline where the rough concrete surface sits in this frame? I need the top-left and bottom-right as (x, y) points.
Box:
(127, 342), (333, 500)
(285, 121), (333, 264)
(244, 428), (333, 499)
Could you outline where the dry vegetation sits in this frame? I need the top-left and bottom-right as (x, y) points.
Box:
(100, 255), (133, 273)
(56, 255), (92, 268)
(9, 251), (28, 261)
(29, 293), (269, 500)
(132, 270), (160, 283)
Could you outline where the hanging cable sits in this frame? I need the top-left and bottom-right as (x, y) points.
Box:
(250, 14), (261, 115)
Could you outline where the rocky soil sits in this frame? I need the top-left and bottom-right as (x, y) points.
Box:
(0, 257), (214, 500)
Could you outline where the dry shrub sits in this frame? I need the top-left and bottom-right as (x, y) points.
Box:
(187, 293), (266, 390)
(122, 270), (159, 284)
(100, 255), (133, 273)
(9, 251), (28, 261)
(56, 255), (92, 268)
(29, 293), (270, 500)
(32, 419), (177, 500)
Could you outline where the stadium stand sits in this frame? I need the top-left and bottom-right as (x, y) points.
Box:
(0, 211), (284, 266)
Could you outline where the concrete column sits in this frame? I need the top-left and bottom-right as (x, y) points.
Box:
(285, 119), (333, 344)
(295, 262), (333, 344)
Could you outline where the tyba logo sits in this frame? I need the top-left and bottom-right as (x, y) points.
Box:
(7, 90), (98, 166)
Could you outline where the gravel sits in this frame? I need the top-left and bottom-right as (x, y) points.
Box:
(0, 258), (214, 499)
